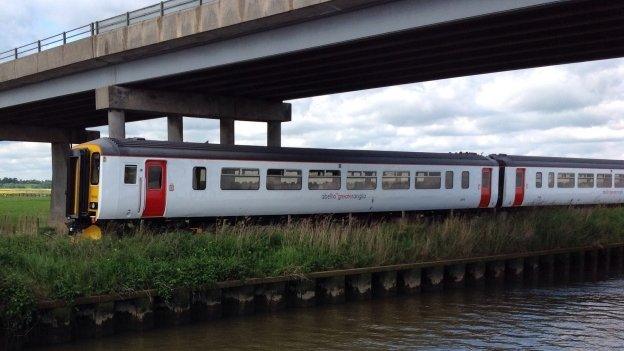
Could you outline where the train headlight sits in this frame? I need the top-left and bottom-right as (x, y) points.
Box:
(89, 202), (98, 210)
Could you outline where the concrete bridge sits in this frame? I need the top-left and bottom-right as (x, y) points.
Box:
(0, 0), (623, 228)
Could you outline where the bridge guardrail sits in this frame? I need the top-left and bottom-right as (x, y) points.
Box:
(0, 0), (213, 64)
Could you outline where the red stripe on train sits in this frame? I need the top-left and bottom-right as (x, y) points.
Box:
(513, 168), (525, 207)
(479, 167), (492, 208)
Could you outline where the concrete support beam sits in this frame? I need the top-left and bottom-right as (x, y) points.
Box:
(0, 124), (99, 143)
(220, 119), (235, 145)
(96, 86), (291, 122)
(50, 143), (71, 231)
(108, 109), (126, 139)
(167, 116), (183, 142)
(267, 121), (281, 147)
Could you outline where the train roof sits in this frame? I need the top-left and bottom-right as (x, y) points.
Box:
(86, 138), (497, 166)
(490, 154), (624, 170)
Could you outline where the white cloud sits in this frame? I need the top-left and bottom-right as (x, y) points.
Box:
(1, 2), (624, 180)
(0, 0), (155, 50)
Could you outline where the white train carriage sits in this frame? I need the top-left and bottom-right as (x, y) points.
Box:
(66, 138), (499, 231)
(491, 154), (624, 207)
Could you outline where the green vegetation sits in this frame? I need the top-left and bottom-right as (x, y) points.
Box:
(0, 178), (51, 189)
(0, 196), (50, 236)
(2, 206), (624, 336)
(0, 197), (50, 219)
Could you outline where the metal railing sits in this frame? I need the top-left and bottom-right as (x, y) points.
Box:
(0, 0), (214, 64)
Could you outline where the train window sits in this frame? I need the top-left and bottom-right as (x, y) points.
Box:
(597, 174), (613, 188)
(221, 168), (260, 190)
(535, 172), (542, 188)
(461, 171), (470, 189)
(557, 173), (575, 188)
(578, 173), (594, 188)
(548, 172), (555, 188)
(615, 174), (624, 188)
(347, 171), (377, 190)
(267, 169), (302, 190)
(308, 170), (341, 190)
(147, 166), (162, 189)
(382, 171), (410, 190)
(193, 167), (207, 190)
(445, 171), (454, 189)
(415, 171), (441, 189)
(90, 153), (100, 185)
(124, 165), (137, 184)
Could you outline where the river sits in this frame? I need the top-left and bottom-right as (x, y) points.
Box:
(38, 278), (624, 350)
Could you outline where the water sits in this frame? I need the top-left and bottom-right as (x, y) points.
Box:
(38, 279), (624, 350)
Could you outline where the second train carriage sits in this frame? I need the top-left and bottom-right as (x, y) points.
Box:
(491, 154), (624, 207)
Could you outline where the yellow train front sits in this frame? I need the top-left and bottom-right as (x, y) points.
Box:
(66, 142), (102, 239)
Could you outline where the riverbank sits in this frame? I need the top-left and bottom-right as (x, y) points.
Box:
(2, 206), (624, 344)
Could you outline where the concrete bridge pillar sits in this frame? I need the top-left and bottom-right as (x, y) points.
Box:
(220, 119), (235, 145)
(267, 121), (281, 147)
(167, 116), (183, 142)
(108, 110), (126, 139)
(50, 143), (70, 231)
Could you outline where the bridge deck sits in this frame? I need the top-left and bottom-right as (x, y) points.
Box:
(0, 0), (623, 129)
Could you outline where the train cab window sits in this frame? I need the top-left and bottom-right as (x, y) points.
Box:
(308, 170), (341, 190)
(461, 171), (470, 189)
(347, 171), (377, 190)
(193, 167), (207, 190)
(124, 165), (137, 184)
(221, 168), (260, 190)
(597, 174), (613, 188)
(90, 153), (100, 185)
(445, 171), (454, 189)
(267, 169), (302, 190)
(382, 171), (410, 190)
(615, 174), (624, 188)
(147, 166), (163, 189)
(557, 173), (575, 188)
(535, 172), (542, 188)
(414, 171), (441, 189)
(548, 172), (555, 188)
(578, 173), (594, 188)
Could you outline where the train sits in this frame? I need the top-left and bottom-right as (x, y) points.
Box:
(66, 138), (624, 237)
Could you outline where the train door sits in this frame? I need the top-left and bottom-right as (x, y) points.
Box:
(143, 160), (167, 217)
(66, 149), (90, 219)
(479, 168), (492, 208)
(513, 168), (526, 206)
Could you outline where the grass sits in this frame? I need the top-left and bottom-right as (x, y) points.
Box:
(2, 206), (624, 336)
(0, 196), (50, 218)
(0, 196), (50, 236)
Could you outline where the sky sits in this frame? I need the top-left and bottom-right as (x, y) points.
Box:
(1, 1), (623, 180)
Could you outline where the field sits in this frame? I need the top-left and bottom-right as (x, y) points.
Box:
(2, 205), (624, 334)
(0, 191), (50, 235)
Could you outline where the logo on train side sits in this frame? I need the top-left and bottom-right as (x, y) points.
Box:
(321, 193), (368, 201)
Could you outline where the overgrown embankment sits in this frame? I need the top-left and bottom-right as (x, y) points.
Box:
(2, 206), (624, 338)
